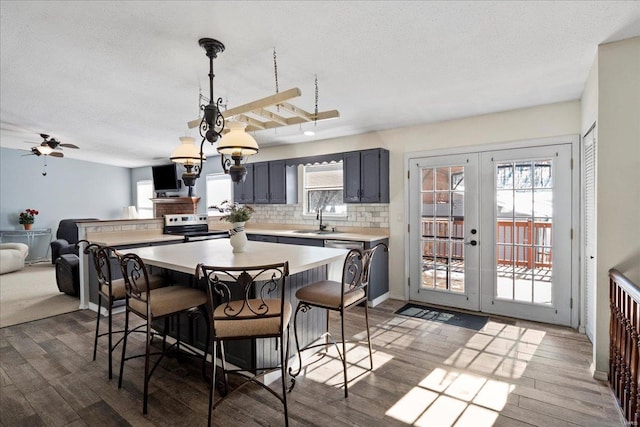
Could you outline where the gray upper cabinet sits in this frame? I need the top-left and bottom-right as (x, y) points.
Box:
(253, 162), (270, 204)
(344, 148), (389, 203)
(252, 160), (297, 204)
(233, 163), (254, 204)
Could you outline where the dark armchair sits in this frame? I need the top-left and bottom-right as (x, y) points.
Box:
(50, 218), (98, 264)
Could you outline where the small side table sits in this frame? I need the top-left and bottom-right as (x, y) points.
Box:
(0, 228), (52, 263)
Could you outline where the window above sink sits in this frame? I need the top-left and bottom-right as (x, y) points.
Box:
(303, 162), (347, 218)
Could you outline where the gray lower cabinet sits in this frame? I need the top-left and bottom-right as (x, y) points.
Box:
(365, 238), (389, 304)
(275, 236), (324, 247)
(343, 148), (390, 203)
(247, 234), (278, 243)
(248, 234), (389, 305)
(248, 234), (324, 247)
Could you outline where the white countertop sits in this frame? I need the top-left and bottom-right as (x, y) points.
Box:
(120, 238), (348, 275)
(86, 230), (184, 247)
(86, 226), (388, 247)
(245, 227), (389, 243)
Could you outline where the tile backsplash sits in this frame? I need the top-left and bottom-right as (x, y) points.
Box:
(250, 204), (389, 228)
(77, 203), (389, 234)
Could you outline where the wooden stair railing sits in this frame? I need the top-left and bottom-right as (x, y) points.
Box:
(609, 268), (640, 424)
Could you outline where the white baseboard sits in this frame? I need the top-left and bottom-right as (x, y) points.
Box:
(369, 292), (389, 307)
(590, 361), (608, 381)
(87, 302), (125, 317)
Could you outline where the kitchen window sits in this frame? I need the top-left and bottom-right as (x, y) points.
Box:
(136, 180), (154, 219)
(206, 173), (232, 217)
(303, 162), (346, 216)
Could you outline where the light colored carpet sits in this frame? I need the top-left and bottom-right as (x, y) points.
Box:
(0, 262), (79, 328)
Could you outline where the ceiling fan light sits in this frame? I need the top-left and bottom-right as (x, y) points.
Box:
(216, 121), (259, 156)
(38, 145), (53, 155)
(170, 136), (205, 164)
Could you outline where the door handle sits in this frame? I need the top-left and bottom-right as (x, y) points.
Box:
(465, 240), (478, 246)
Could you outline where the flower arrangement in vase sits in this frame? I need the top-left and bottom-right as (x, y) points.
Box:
(19, 208), (39, 230)
(210, 200), (254, 223)
(209, 201), (254, 253)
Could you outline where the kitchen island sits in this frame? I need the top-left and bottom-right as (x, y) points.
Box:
(76, 219), (388, 309)
(122, 238), (347, 275)
(119, 239), (348, 371)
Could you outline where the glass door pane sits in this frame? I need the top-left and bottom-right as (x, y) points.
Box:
(495, 160), (553, 305)
(420, 166), (466, 293)
(409, 153), (479, 311)
(480, 143), (572, 326)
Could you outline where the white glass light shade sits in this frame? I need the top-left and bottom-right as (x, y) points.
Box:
(216, 121), (259, 156)
(170, 136), (206, 164)
(38, 145), (53, 155)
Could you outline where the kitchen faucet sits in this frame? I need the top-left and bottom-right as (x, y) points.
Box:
(317, 208), (327, 231)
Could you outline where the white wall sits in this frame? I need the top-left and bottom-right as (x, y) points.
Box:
(581, 54), (599, 133)
(580, 47), (599, 367)
(0, 147), (132, 233)
(257, 100), (581, 299)
(594, 36), (640, 374)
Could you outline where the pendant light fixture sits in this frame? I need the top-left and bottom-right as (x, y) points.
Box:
(171, 38), (259, 188)
(169, 136), (205, 196)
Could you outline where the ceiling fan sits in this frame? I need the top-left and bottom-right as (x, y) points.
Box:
(23, 133), (79, 157)
(23, 146), (63, 158)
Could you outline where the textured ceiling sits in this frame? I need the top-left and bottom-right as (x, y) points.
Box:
(1, 1), (639, 168)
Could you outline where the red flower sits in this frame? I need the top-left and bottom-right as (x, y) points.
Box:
(18, 208), (39, 225)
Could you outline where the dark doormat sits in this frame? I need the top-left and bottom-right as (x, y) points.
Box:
(394, 303), (488, 331)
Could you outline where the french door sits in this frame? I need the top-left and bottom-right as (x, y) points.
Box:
(408, 153), (481, 311)
(409, 144), (573, 325)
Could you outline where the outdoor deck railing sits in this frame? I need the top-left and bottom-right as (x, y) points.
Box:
(609, 268), (640, 424)
(421, 218), (552, 268)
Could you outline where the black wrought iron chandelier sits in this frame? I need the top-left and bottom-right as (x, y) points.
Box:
(171, 38), (258, 193)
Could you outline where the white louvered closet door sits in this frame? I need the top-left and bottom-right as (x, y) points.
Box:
(583, 126), (597, 342)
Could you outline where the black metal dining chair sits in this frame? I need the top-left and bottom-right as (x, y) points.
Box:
(196, 261), (291, 427)
(80, 241), (167, 380)
(288, 242), (387, 397)
(118, 252), (209, 415)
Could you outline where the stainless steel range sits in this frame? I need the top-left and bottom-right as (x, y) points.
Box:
(163, 214), (228, 242)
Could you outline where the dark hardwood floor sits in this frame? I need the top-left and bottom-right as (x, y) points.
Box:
(0, 300), (623, 426)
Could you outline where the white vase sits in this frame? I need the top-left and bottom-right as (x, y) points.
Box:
(229, 222), (247, 253)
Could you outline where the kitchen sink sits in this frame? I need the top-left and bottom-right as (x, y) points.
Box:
(292, 229), (343, 235)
